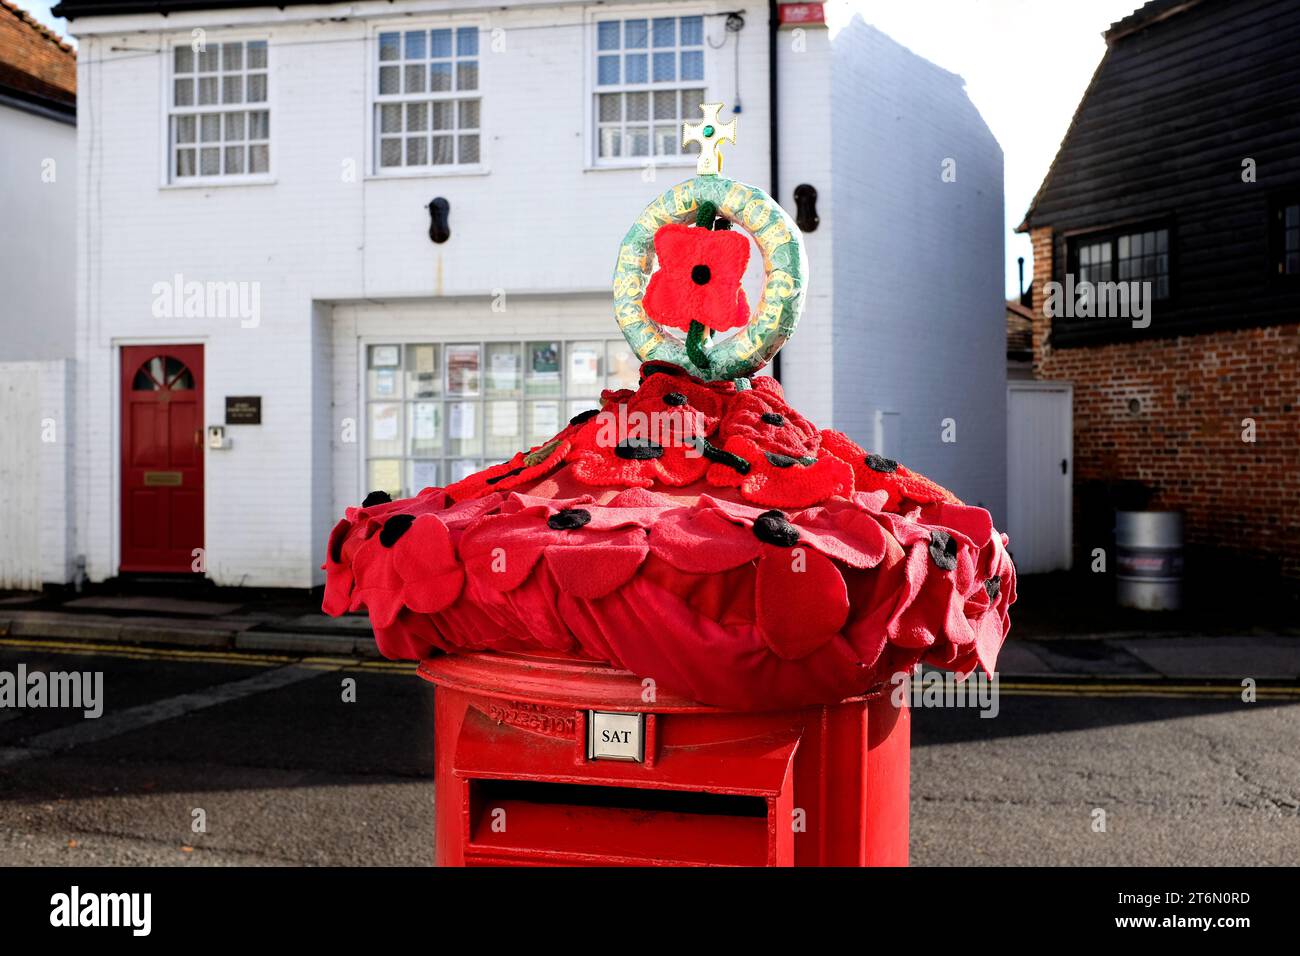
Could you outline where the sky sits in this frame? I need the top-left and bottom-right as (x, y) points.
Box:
(19, 0), (1143, 298)
(20, 0), (68, 39)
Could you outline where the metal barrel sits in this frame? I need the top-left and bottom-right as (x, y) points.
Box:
(1115, 511), (1184, 610)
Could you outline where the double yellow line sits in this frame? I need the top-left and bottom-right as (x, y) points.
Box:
(998, 680), (1300, 700)
(2, 638), (1296, 699)
(0, 636), (413, 673)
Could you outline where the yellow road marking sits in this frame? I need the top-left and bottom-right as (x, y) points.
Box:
(0, 637), (413, 673)
(999, 681), (1300, 700)
(0, 638), (1295, 697)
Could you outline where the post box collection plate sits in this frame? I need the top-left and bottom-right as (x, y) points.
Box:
(587, 710), (645, 762)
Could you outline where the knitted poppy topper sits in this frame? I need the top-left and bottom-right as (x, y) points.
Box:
(643, 223), (752, 332)
(322, 103), (1016, 710)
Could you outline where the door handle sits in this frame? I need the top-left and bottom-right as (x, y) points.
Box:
(1060, 458), (1068, 475)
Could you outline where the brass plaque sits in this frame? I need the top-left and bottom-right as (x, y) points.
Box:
(143, 471), (183, 487)
(225, 395), (262, 425)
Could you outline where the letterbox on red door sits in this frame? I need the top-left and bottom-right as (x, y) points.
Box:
(419, 651), (909, 867)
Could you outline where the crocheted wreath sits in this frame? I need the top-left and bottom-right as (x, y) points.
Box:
(323, 362), (1016, 710)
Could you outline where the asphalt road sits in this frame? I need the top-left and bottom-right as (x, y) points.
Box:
(0, 637), (1297, 866)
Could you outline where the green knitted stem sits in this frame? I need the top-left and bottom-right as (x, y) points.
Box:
(686, 320), (711, 370)
(691, 436), (751, 474)
(684, 200), (720, 370)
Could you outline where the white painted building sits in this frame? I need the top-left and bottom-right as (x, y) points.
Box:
(0, 1), (77, 589)
(52, 0), (1005, 589)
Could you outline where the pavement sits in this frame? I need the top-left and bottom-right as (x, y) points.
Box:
(1, 573), (1298, 682)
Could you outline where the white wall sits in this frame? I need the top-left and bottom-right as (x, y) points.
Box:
(771, 17), (835, 427)
(827, 13), (1007, 523)
(0, 360), (73, 588)
(69, 0), (1007, 587)
(0, 103), (76, 362)
(70, 0), (775, 587)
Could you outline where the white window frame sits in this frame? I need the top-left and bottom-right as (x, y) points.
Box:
(161, 33), (274, 188)
(368, 18), (489, 178)
(584, 5), (714, 170)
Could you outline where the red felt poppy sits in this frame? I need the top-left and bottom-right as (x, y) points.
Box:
(648, 496), (888, 660)
(458, 492), (657, 599)
(642, 223), (752, 332)
(323, 489), (451, 617)
(348, 512), (464, 633)
(819, 429), (961, 511)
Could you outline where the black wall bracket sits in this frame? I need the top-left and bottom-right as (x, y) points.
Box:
(793, 184), (819, 233)
(428, 197), (450, 243)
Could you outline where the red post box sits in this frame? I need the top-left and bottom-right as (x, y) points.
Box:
(419, 650), (909, 867)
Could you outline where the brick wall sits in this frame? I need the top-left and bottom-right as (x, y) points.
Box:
(0, 0), (76, 105)
(1028, 226), (1300, 580)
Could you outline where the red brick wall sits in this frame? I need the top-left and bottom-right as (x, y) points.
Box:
(1028, 226), (1300, 579)
(0, 0), (76, 106)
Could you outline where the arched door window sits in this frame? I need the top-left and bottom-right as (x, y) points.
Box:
(131, 355), (195, 392)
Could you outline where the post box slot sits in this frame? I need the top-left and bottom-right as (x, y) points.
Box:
(466, 778), (771, 866)
(475, 779), (767, 817)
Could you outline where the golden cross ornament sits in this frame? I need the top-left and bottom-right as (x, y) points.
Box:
(683, 103), (737, 176)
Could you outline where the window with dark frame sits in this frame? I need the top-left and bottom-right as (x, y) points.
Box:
(1068, 225), (1170, 300)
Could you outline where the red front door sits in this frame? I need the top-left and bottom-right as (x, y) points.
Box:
(120, 345), (205, 573)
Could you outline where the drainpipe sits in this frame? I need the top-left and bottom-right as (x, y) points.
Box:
(768, 0), (782, 383)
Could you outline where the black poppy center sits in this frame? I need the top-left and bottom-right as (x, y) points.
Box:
(362, 490), (392, 508)
(929, 530), (958, 571)
(866, 454), (899, 474)
(379, 513), (415, 548)
(615, 438), (665, 460)
(547, 508), (592, 531)
(663, 392), (688, 406)
(984, 576), (1002, 600)
(753, 510), (800, 548)
(761, 412), (785, 426)
(691, 264), (712, 285)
